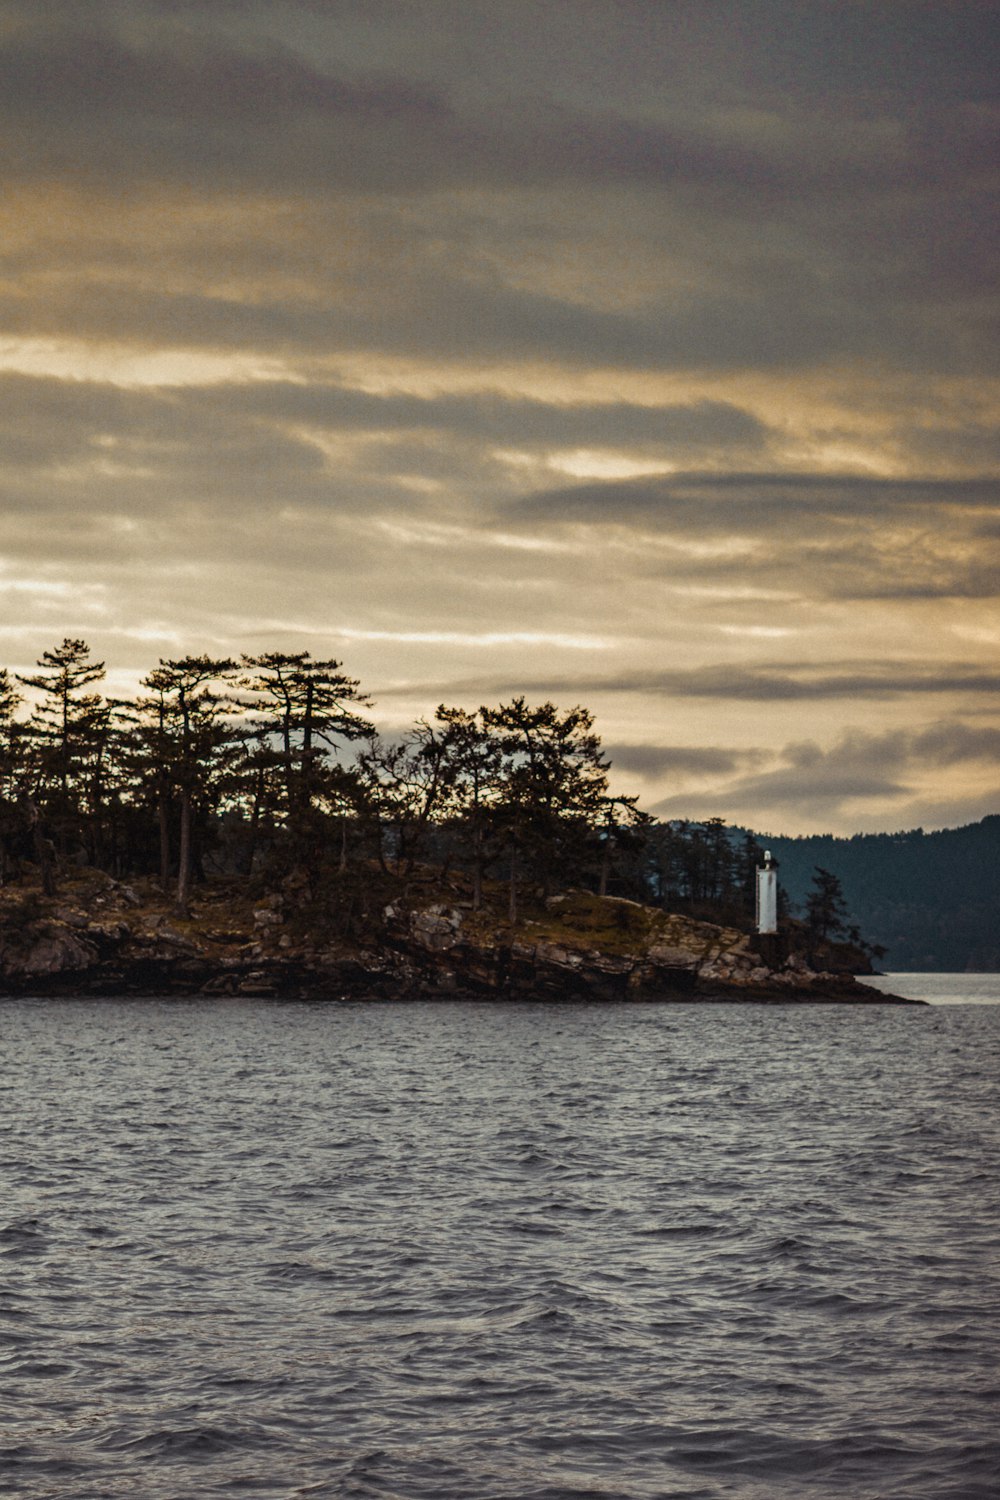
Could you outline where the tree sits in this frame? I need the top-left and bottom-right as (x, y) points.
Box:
(0, 670), (21, 793)
(432, 705), (504, 909)
(806, 866), (850, 943)
(0, 671), (24, 883)
(356, 721), (456, 877)
(482, 698), (610, 920)
(594, 794), (649, 898)
(16, 638), (110, 860)
(137, 656), (237, 909)
(645, 820), (687, 906)
(237, 652), (373, 845)
(17, 639), (105, 784)
(213, 724), (282, 877)
(663, 817), (735, 906)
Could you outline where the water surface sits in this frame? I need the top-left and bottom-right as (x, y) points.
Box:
(1, 996), (998, 1498)
(865, 971), (1000, 1004)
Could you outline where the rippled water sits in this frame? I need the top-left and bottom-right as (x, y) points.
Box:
(865, 971), (1000, 1005)
(1, 996), (998, 1500)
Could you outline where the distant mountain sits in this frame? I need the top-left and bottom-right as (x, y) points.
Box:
(741, 816), (1000, 971)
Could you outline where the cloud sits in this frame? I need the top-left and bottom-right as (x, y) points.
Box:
(512, 471), (1000, 529)
(507, 471), (1000, 600)
(5, 5), (995, 202)
(651, 720), (1000, 826)
(21, 32), (384, 142)
(219, 384), (773, 454)
(604, 743), (755, 779)
(461, 664), (1000, 704)
(2, 4), (996, 383)
(909, 722), (1000, 766)
(0, 1), (996, 836)
(6, 256), (991, 378)
(8, 375), (759, 468)
(0, 372), (780, 557)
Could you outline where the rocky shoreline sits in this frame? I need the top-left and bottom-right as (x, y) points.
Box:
(0, 874), (918, 1004)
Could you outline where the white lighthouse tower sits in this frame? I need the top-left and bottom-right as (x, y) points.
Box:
(756, 850), (778, 934)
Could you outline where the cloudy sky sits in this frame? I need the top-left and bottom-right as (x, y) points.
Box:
(2, 0), (998, 835)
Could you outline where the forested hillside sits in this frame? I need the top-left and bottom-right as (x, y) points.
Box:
(752, 819), (1000, 971)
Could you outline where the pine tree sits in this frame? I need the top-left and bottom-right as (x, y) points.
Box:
(137, 656), (237, 909)
(433, 705), (504, 909)
(806, 866), (850, 942)
(356, 723), (456, 877)
(0, 670), (24, 883)
(16, 638), (109, 852)
(482, 699), (610, 919)
(237, 652), (373, 845)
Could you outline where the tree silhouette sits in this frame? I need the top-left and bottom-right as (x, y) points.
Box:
(433, 705), (504, 909)
(138, 656), (236, 909)
(806, 866), (850, 942)
(238, 652), (373, 848)
(0, 670), (24, 883)
(356, 722), (456, 877)
(16, 638), (110, 863)
(482, 699), (610, 920)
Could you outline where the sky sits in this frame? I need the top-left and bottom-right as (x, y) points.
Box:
(1, 0), (998, 836)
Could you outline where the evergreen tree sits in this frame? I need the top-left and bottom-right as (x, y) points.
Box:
(0, 670), (24, 883)
(433, 705), (504, 909)
(137, 656), (237, 909)
(806, 866), (850, 942)
(356, 722), (456, 877)
(482, 699), (610, 920)
(594, 794), (649, 898)
(237, 652), (373, 848)
(16, 638), (110, 861)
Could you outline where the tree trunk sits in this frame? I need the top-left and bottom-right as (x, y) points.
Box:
(245, 765), (264, 877)
(21, 795), (57, 897)
(176, 786), (192, 911)
(157, 770), (171, 892)
(374, 814), (389, 875)
(472, 819), (483, 911)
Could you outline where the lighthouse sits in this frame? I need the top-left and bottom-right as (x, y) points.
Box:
(756, 850), (778, 934)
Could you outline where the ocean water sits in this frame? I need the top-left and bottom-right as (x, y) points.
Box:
(864, 972), (1000, 1005)
(1, 992), (998, 1500)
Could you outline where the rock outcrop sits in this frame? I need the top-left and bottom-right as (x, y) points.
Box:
(0, 876), (915, 1002)
(381, 893), (909, 1003)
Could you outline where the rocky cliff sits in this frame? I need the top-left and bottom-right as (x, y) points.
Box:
(382, 891), (910, 1003)
(0, 873), (915, 1003)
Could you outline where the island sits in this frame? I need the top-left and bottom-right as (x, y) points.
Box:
(0, 643), (921, 1003)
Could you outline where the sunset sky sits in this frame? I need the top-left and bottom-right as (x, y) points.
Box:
(2, 0), (998, 835)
